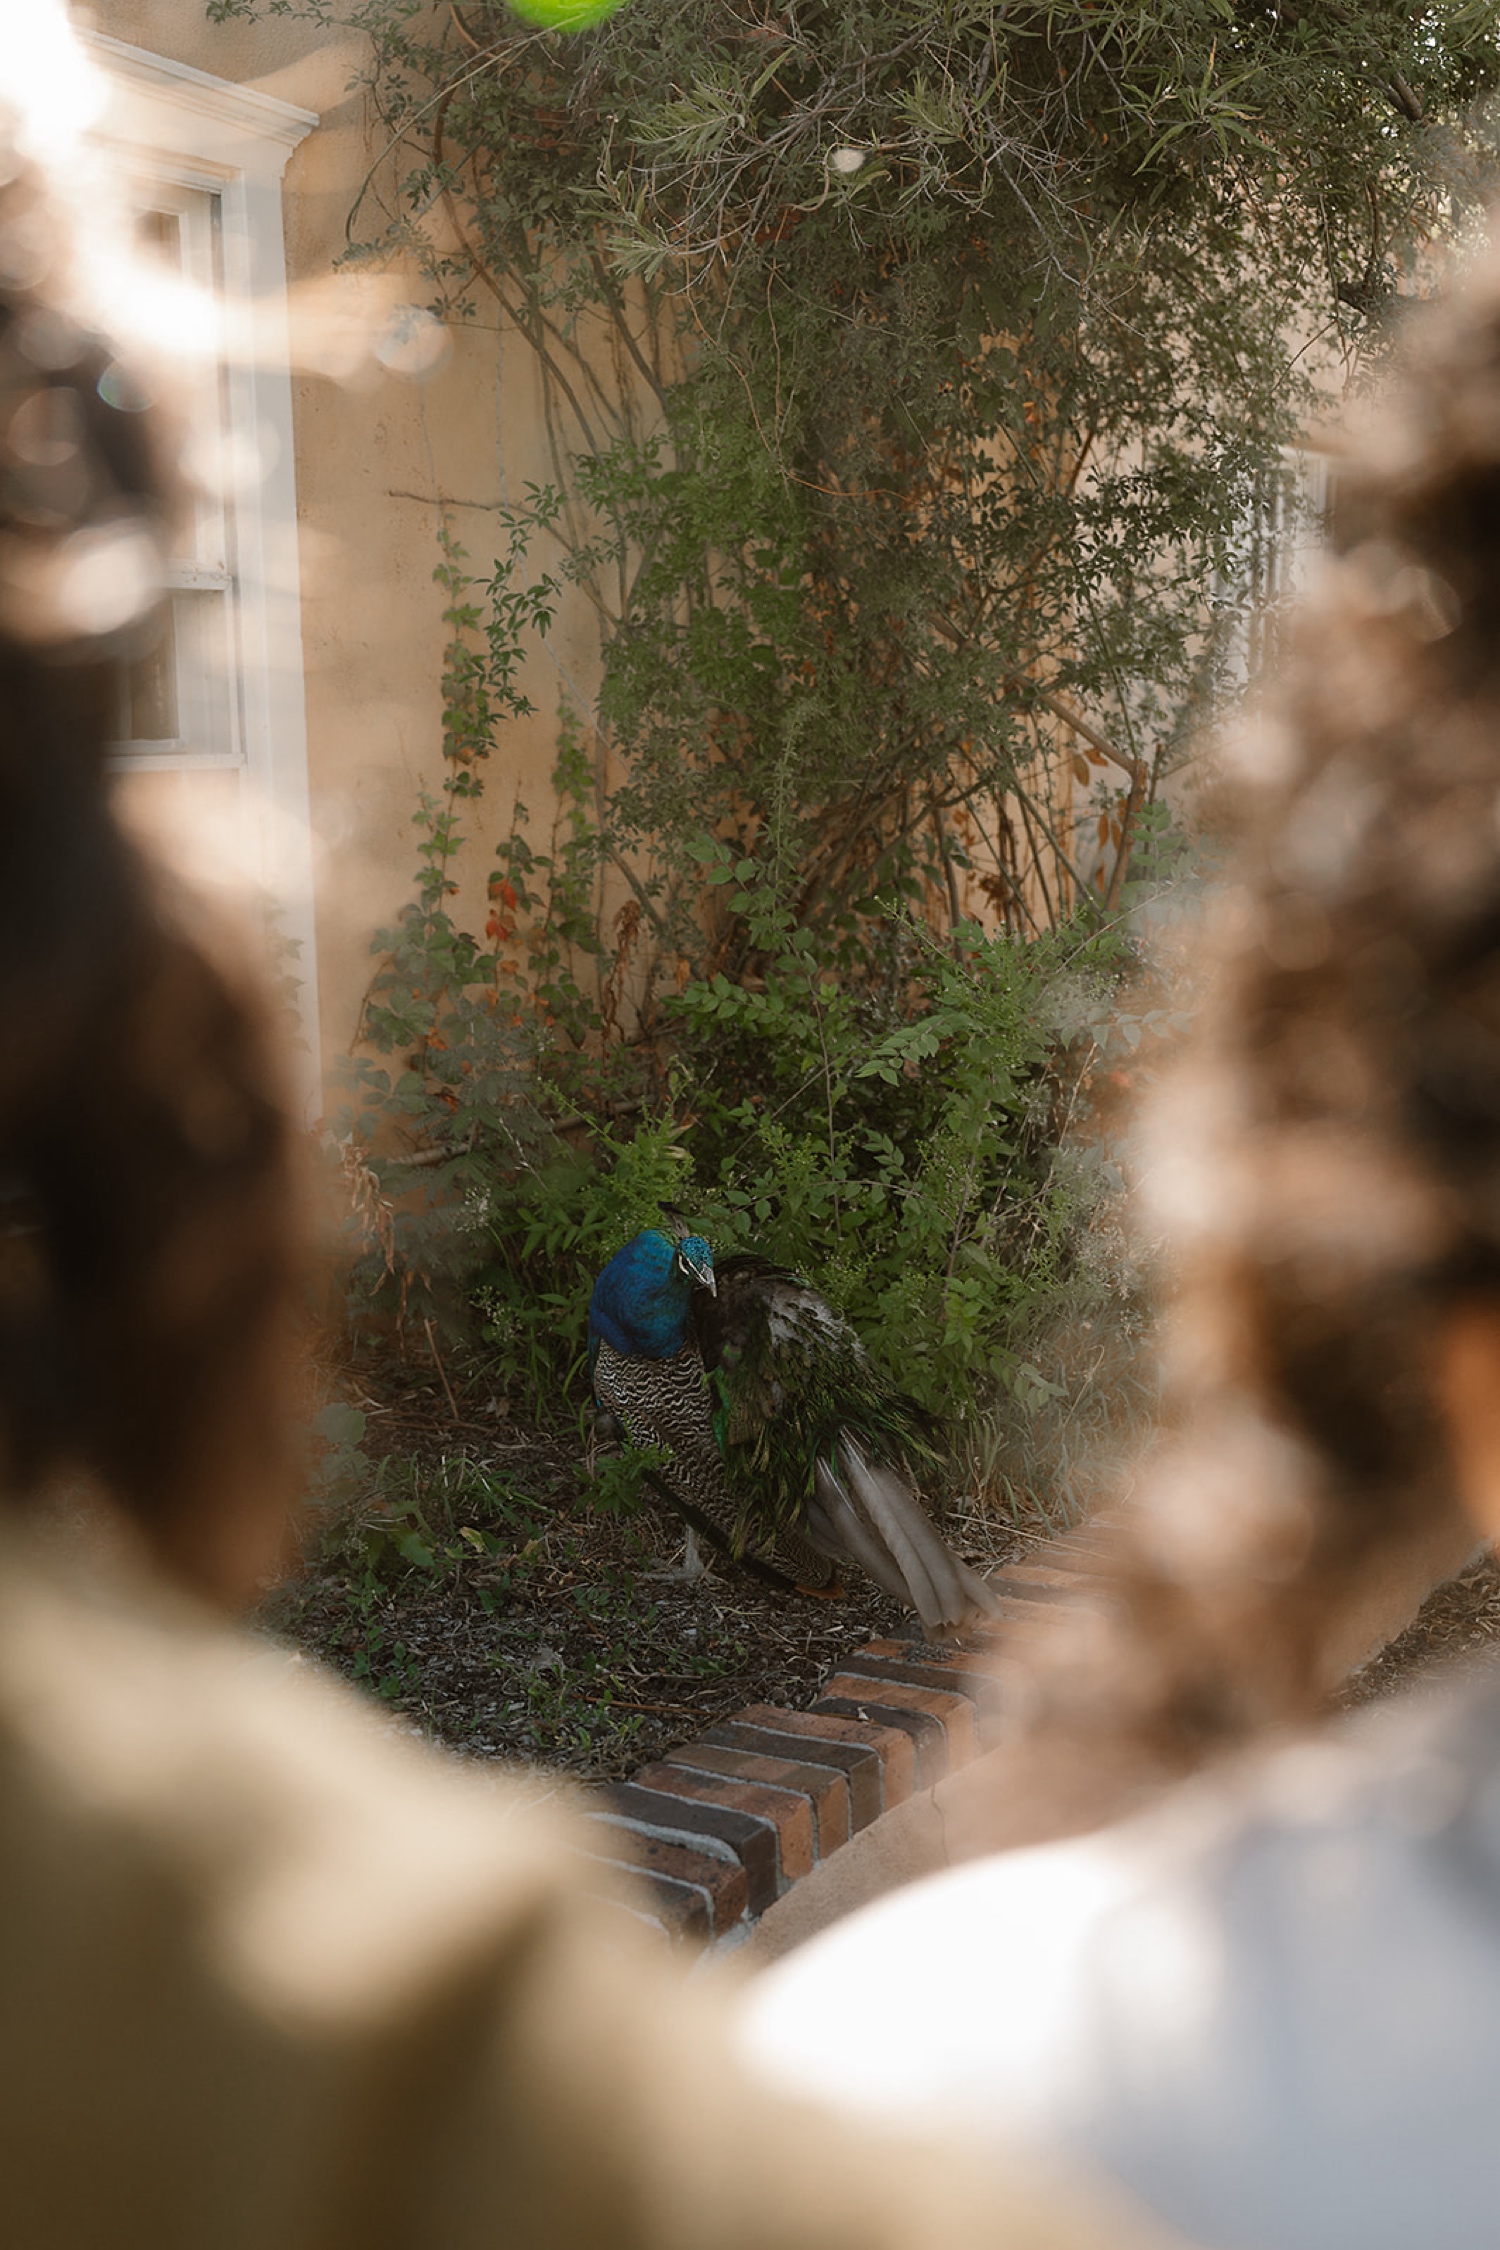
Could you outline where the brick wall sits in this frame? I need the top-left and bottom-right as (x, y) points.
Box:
(573, 1551), (1104, 1946)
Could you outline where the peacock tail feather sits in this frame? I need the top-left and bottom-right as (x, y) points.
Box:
(698, 1256), (939, 1550)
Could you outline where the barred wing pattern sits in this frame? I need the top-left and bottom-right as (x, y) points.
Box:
(591, 1336), (838, 1594)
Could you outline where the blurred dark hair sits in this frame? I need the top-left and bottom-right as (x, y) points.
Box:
(1037, 249), (1500, 1771)
(0, 142), (302, 1599)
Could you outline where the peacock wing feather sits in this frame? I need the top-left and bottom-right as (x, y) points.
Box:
(692, 1255), (995, 1637)
(693, 1256), (938, 1545)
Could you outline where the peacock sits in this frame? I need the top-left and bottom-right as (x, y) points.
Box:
(588, 1223), (998, 1640)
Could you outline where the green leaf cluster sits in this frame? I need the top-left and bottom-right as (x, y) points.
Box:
(227, 0), (1500, 1521)
(217, 0), (1500, 972)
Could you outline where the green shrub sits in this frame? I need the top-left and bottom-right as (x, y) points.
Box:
(452, 837), (1162, 1523)
(321, 532), (1173, 1525)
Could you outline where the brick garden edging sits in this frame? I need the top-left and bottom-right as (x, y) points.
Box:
(573, 1552), (1099, 1946)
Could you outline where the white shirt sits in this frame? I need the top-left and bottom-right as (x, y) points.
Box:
(742, 1670), (1500, 2250)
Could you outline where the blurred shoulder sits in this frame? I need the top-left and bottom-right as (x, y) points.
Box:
(0, 1509), (585, 2026)
(741, 1666), (1500, 2250)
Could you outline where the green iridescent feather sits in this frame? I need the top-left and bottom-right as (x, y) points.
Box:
(694, 1256), (939, 1554)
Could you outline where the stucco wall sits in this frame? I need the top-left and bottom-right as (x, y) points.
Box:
(94, 3), (588, 1109)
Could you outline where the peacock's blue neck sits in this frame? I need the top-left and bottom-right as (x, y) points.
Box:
(589, 1229), (697, 1360)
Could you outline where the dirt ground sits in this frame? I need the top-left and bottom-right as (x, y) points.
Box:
(259, 1353), (1026, 1781)
(1342, 1550), (1500, 1706)
(260, 1355), (1500, 1781)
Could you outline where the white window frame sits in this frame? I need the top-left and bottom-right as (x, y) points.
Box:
(86, 33), (323, 1109)
(116, 179), (243, 769)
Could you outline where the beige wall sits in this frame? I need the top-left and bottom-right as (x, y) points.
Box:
(95, 3), (589, 1110)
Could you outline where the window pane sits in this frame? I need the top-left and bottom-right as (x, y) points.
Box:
(136, 206), (183, 272)
(116, 606), (179, 744)
(171, 588), (234, 755)
(109, 186), (237, 766)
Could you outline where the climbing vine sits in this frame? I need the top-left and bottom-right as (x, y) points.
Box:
(220, 0), (1500, 1503)
(216, 0), (1500, 979)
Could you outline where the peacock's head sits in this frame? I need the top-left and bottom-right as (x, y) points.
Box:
(674, 1232), (715, 1294)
